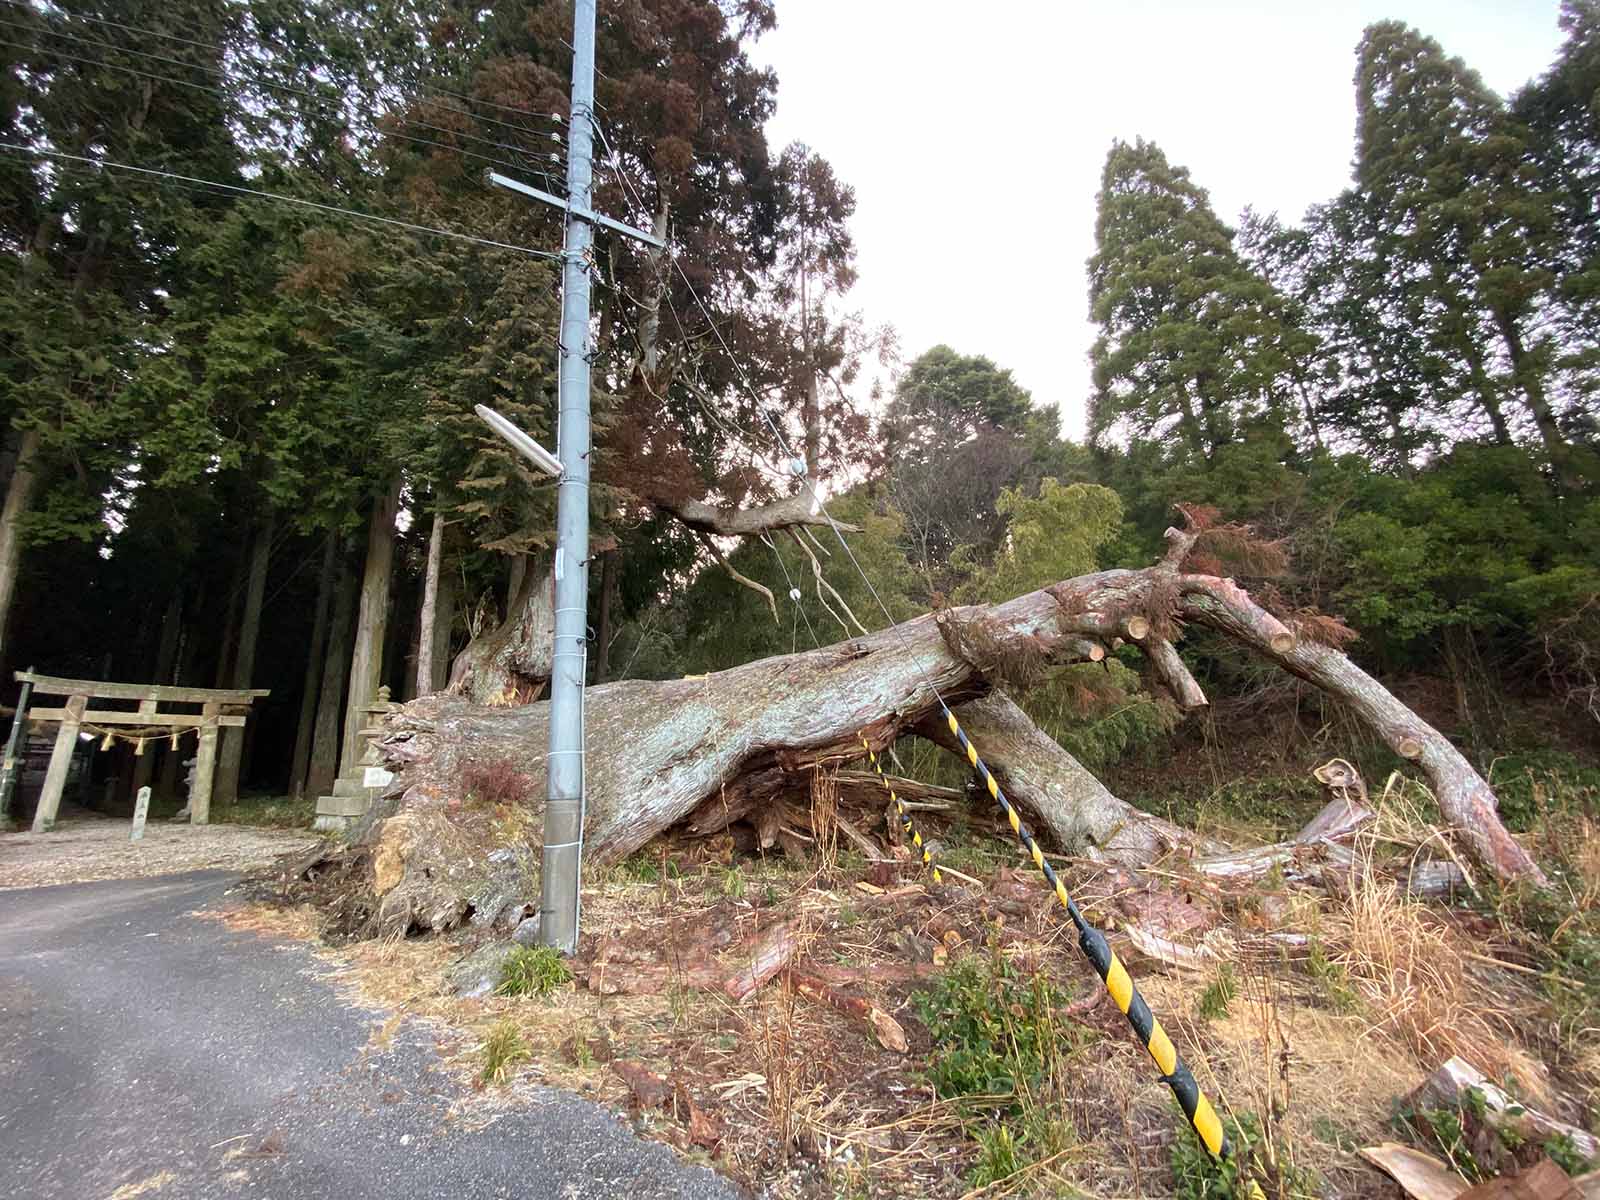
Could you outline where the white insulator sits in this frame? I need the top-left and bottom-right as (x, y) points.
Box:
(789, 588), (802, 601)
(786, 456), (807, 477)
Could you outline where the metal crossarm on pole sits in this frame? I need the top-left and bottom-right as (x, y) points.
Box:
(936, 702), (1230, 1159)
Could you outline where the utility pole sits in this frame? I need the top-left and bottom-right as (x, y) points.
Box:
(487, 0), (664, 954)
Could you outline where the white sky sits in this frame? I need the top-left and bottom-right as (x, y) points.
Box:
(754, 1), (1568, 438)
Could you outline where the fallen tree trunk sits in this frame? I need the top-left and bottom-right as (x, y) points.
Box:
(341, 513), (1540, 936)
(915, 691), (1205, 863)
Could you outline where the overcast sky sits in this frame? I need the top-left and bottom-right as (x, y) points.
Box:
(753, 1), (1568, 438)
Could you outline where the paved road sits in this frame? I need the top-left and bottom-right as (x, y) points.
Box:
(0, 871), (741, 1200)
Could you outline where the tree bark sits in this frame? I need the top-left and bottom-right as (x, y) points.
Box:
(307, 543), (357, 800)
(414, 510), (446, 698)
(290, 535), (339, 800)
(430, 567), (455, 698)
(342, 525), (1540, 936)
(447, 554), (556, 705)
(1494, 310), (1581, 491)
(215, 512), (273, 806)
(213, 544), (247, 689)
(341, 481), (401, 774)
(0, 429), (41, 676)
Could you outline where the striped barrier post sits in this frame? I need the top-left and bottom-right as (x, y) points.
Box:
(930, 704), (1232, 1162)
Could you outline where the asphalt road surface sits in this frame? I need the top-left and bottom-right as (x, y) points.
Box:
(0, 870), (741, 1200)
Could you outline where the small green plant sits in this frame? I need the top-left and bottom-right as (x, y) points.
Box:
(496, 945), (573, 998)
(1305, 938), (1360, 1014)
(912, 952), (1072, 1107)
(480, 1020), (530, 1085)
(719, 865), (746, 900)
(1171, 1110), (1318, 1200)
(1390, 1096), (1488, 1183)
(968, 1121), (1023, 1188)
(621, 852), (660, 883)
(1197, 962), (1237, 1020)
(1543, 1132), (1596, 1177)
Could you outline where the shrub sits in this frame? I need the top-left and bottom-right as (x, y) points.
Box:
(1171, 1109), (1318, 1200)
(912, 953), (1072, 1107)
(460, 757), (534, 807)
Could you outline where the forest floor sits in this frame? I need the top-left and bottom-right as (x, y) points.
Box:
(242, 756), (1600, 1200)
(0, 808), (319, 890)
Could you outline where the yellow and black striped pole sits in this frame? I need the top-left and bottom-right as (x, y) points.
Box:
(936, 704), (1231, 1162)
(860, 736), (943, 884)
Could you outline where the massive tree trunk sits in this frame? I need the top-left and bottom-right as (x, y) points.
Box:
(306, 545), (358, 800)
(340, 480), (401, 774)
(289, 535), (339, 800)
(215, 512), (274, 806)
(341, 515), (1542, 936)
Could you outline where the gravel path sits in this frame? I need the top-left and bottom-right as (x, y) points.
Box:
(0, 870), (743, 1200)
(0, 812), (319, 890)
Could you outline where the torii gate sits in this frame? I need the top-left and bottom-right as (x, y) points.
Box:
(14, 672), (269, 833)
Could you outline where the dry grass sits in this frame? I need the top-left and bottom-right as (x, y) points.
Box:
(1331, 862), (1544, 1097)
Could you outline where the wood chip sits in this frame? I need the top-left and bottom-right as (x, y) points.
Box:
(1359, 1142), (1469, 1200)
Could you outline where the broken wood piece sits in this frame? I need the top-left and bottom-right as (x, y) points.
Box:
(932, 863), (984, 887)
(1360, 1142), (1468, 1200)
(723, 921), (806, 1001)
(1193, 840), (1357, 884)
(1294, 792), (1376, 845)
(1459, 1160), (1583, 1200)
(834, 813), (887, 860)
(1412, 1057), (1599, 1164)
(615, 1061), (672, 1110)
(1407, 859), (1469, 898)
(1121, 923), (1216, 971)
(795, 958), (938, 987)
(1145, 637), (1208, 710)
(789, 969), (909, 1053)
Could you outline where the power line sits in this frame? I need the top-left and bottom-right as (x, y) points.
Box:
(0, 142), (566, 260)
(14, 6), (570, 134)
(2, 25), (568, 180)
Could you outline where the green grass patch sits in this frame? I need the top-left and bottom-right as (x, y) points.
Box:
(211, 791), (316, 828)
(913, 952), (1075, 1106)
(496, 945), (573, 999)
(480, 1019), (530, 1085)
(1196, 962), (1237, 1021)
